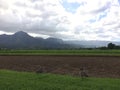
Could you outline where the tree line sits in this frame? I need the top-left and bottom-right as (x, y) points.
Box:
(99, 43), (120, 49)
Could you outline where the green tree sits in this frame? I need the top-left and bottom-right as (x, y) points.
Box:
(107, 43), (115, 49)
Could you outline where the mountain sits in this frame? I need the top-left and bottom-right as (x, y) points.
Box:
(0, 31), (120, 49)
(66, 40), (120, 48)
(0, 31), (71, 49)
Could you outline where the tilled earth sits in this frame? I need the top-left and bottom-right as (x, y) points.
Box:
(0, 55), (120, 78)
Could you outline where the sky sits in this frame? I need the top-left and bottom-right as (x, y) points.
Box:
(0, 0), (120, 41)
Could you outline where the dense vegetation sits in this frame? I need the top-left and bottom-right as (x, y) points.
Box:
(0, 49), (120, 56)
(0, 70), (120, 90)
(99, 43), (120, 49)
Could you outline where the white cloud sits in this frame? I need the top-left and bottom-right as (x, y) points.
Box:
(0, 0), (120, 41)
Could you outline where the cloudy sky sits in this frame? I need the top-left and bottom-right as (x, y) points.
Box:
(0, 0), (120, 41)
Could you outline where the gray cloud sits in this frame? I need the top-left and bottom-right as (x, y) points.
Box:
(14, 2), (28, 7)
(91, 2), (111, 14)
(0, 0), (120, 41)
(30, 0), (40, 2)
(0, 0), (65, 35)
(0, 0), (8, 9)
(98, 34), (109, 38)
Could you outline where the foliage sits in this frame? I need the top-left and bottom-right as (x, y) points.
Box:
(107, 43), (116, 49)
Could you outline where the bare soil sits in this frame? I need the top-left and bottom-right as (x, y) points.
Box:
(0, 55), (120, 78)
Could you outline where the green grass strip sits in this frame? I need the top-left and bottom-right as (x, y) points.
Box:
(0, 70), (120, 90)
(0, 50), (120, 56)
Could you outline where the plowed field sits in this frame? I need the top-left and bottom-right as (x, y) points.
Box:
(0, 55), (120, 78)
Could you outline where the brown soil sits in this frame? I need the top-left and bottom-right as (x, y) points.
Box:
(0, 55), (120, 78)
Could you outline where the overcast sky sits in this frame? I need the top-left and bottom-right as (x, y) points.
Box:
(0, 0), (120, 41)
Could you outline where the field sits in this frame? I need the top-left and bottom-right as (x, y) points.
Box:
(0, 55), (120, 78)
(0, 50), (120, 89)
(0, 70), (120, 90)
(1, 49), (120, 56)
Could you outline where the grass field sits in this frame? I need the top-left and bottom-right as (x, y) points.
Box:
(0, 70), (120, 90)
(0, 49), (120, 56)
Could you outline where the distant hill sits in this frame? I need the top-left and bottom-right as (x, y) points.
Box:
(0, 31), (120, 49)
(66, 40), (120, 48)
(0, 31), (71, 49)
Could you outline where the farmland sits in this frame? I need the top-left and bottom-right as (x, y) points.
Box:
(0, 70), (120, 90)
(0, 50), (120, 89)
(0, 55), (120, 78)
(0, 49), (120, 56)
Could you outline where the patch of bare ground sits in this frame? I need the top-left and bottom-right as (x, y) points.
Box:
(0, 55), (120, 78)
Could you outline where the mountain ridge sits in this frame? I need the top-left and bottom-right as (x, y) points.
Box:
(0, 31), (70, 49)
(0, 31), (120, 49)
